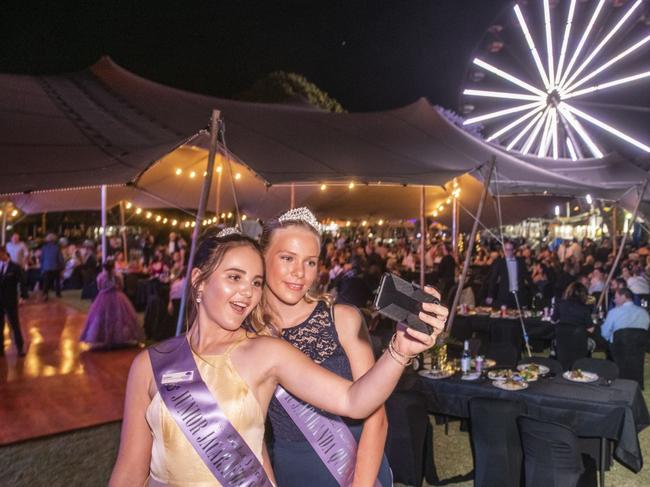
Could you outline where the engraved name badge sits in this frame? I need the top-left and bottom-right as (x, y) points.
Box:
(161, 370), (194, 385)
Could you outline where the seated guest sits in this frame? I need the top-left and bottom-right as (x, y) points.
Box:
(600, 287), (650, 343)
(627, 265), (650, 296)
(552, 282), (593, 330)
(588, 268), (606, 295)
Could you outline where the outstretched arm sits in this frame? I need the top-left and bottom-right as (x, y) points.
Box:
(270, 292), (447, 419)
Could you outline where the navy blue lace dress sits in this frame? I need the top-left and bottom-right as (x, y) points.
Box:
(268, 301), (392, 486)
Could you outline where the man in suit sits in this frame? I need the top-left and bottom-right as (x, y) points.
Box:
(486, 240), (531, 308)
(0, 245), (27, 356)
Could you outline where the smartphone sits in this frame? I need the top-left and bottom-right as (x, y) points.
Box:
(373, 272), (439, 334)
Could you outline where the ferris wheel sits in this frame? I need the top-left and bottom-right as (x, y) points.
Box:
(460, 0), (650, 160)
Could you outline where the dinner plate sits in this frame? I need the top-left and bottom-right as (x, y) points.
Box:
(562, 370), (599, 383)
(461, 372), (481, 381)
(492, 380), (529, 391)
(418, 369), (454, 380)
(516, 363), (550, 375)
(487, 369), (513, 381)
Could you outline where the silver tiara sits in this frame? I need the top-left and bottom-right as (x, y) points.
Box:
(278, 207), (322, 233)
(216, 227), (242, 238)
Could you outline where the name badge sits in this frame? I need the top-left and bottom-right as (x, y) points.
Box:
(161, 370), (194, 385)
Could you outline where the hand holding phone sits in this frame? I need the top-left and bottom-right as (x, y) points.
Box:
(373, 272), (447, 335)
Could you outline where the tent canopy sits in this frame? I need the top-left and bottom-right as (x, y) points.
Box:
(1, 57), (647, 221)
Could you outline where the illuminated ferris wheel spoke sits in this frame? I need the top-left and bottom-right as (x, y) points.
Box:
(566, 137), (578, 161)
(558, 0), (605, 89)
(564, 35), (650, 94)
(563, 103), (650, 153)
(473, 58), (546, 97)
(537, 109), (554, 157)
(463, 101), (542, 125)
(506, 109), (546, 150)
(522, 110), (549, 154)
(462, 89), (542, 101)
(555, 0), (577, 84)
(557, 103), (604, 158)
(561, 0), (644, 90)
(543, 0), (555, 88)
(486, 104), (545, 142)
(551, 109), (559, 160)
(564, 71), (650, 100)
(514, 4), (550, 89)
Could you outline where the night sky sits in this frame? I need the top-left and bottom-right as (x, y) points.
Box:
(0, 0), (511, 112)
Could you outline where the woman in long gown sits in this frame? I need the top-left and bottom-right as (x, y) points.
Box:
(80, 260), (143, 349)
(259, 208), (406, 487)
(109, 228), (446, 487)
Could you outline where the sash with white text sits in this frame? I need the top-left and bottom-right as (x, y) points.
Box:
(274, 386), (383, 487)
(149, 336), (272, 487)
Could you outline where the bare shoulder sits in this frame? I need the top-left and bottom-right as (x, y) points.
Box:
(130, 349), (153, 377)
(333, 304), (367, 343)
(240, 334), (292, 358)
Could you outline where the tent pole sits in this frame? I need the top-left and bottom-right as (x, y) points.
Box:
(215, 166), (223, 224)
(1, 202), (7, 246)
(452, 196), (458, 258)
(176, 110), (221, 337)
(120, 200), (128, 260)
(290, 183), (296, 209)
(41, 213), (46, 236)
(101, 185), (107, 264)
(597, 180), (648, 311)
(420, 185), (425, 288)
(446, 157), (496, 337)
(612, 205), (618, 256)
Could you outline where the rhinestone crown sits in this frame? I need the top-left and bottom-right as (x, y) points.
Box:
(278, 207), (322, 233)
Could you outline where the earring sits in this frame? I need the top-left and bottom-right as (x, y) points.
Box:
(196, 292), (203, 304)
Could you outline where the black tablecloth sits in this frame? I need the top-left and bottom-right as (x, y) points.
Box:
(451, 314), (555, 342)
(415, 373), (649, 472)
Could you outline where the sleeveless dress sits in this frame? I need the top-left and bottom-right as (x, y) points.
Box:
(268, 301), (392, 487)
(145, 338), (267, 486)
(80, 271), (143, 348)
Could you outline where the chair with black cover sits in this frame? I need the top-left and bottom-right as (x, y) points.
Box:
(385, 391), (437, 487)
(491, 319), (524, 352)
(555, 324), (588, 371)
(611, 328), (648, 389)
(518, 416), (587, 487)
(572, 357), (619, 380)
(469, 397), (526, 487)
(487, 342), (519, 369)
(518, 356), (563, 376)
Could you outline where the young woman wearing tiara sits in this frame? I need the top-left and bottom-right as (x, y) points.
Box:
(110, 226), (446, 487)
(259, 207), (447, 487)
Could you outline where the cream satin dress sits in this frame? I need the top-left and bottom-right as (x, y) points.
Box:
(145, 338), (266, 486)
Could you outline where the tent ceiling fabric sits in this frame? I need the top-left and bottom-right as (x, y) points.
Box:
(1, 57), (647, 219)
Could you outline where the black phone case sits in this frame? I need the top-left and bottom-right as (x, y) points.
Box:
(373, 272), (438, 334)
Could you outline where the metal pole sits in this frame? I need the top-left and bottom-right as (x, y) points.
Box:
(612, 204), (618, 256)
(1, 203), (7, 246)
(446, 157), (496, 337)
(176, 110), (221, 336)
(420, 185), (426, 288)
(215, 166), (223, 224)
(41, 213), (46, 236)
(101, 185), (107, 264)
(120, 200), (128, 260)
(290, 183), (296, 209)
(597, 180), (648, 310)
(452, 196), (458, 258)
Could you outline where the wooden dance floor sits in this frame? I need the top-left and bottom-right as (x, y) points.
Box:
(0, 297), (139, 445)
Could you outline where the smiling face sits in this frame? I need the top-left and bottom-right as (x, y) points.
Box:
(195, 245), (264, 331)
(264, 225), (320, 306)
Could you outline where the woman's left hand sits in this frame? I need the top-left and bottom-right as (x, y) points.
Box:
(393, 285), (448, 356)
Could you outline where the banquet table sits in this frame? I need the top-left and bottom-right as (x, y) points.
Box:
(450, 312), (555, 343)
(415, 372), (650, 473)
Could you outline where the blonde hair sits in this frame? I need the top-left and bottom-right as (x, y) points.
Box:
(257, 215), (333, 333)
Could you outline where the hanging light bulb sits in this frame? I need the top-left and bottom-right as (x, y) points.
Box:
(216, 166), (223, 173)
(446, 197), (452, 204)
(175, 168), (182, 176)
(155, 215), (162, 222)
(125, 201), (132, 209)
(378, 219), (384, 226)
(227, 212), (233, 218)
(235, 173), (242, 180)
(146, 211), (152, 219)
(162, 218), (168, 224)
(433, 210), (439, 217)
(189, 171), (196, 179)
(221, 212), (226, 218)
(135, 208), (142, 215)
(320, 184), (327, 191)
(242, 214), (248, 221)
(346, 221), (351, 227)
(172, 219), (178, 226)
(361, 220), (367, 226)
(349, 182), (355, 189)
(11, 209), (18, 217)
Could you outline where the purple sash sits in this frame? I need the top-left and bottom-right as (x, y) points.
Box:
(274, 386), (383, 487)
(149, 336), (272, 487)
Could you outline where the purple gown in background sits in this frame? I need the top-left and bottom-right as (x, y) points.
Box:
(80, 271), (143, 348)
